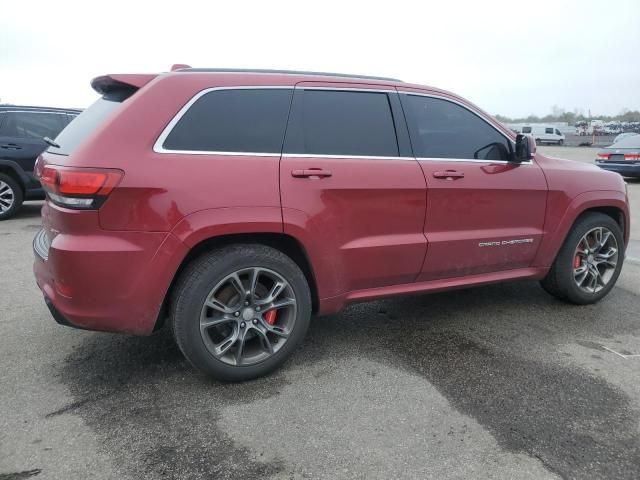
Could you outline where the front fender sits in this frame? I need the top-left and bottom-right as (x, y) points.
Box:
(533, 190), (629, 267)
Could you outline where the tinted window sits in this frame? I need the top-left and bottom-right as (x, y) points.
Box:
(522, 126), (532, 133)
(402, 95), (511, 161)
(555, 129), (561, 135)
(545, 127), (554, 134)
(0, 112), (65, 140)
(163, 89), (293, 153)
(284, 90), (399, 157)
(49, 90), (130, 155)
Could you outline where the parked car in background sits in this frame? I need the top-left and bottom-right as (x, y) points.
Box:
(33, 68), (629, 381)
(612, 132), (639, 145)
(596, 134), (640, 178)
(521, 124), (565, 145)
(0, 105), (80, 219)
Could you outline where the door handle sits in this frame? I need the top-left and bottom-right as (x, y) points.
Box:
(291, 168), (332, 178)
(433, 170), (464, 179)
(0, 143), (22, 150)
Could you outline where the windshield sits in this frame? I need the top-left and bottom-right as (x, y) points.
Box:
(48, 89), (132, 155)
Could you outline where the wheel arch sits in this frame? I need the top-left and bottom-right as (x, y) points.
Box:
(155, 231), (320, 331)
(0, 161), (27, 193)
(533, 190), (629, 268)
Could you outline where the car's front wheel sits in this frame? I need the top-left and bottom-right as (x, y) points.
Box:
(541, 212), (624, 304)
(171, 244), (311, 381)
(0, 173), (23, 221)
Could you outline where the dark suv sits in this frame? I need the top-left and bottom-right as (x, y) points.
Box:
(33, 68), (629, 381)
(0, 105), (80, 219)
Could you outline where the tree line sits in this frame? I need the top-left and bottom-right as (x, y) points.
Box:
(495, 106), (640, 124)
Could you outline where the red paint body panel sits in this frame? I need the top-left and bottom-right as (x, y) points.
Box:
(33, 70), (631, 333)
(417, 159), (548, 280)
(280, 156), (427, 299)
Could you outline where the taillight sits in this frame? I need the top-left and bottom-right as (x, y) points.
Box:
(596, 153), (611, 160)
(624, 153), (640, 161)
(38, 164), (123, 209)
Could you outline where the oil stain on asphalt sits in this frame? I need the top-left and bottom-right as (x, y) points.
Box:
(53, 281), (640, 480)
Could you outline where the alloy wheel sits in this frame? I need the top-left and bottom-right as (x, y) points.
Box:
(0, 181), (15, 214)
(573, 227), (619, 293)
(199, 267), (297, 366)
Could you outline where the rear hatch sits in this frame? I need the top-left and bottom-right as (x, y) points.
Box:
(45, 74), (155, 158)
(35, 74), (156, 259)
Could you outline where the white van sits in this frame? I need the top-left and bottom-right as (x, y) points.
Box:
(521, 125), (566, 145)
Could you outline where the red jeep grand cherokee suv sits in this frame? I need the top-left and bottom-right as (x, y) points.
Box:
(33, 68), (630, 381)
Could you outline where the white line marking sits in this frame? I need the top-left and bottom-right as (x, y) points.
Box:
(602, 346), (640, 359)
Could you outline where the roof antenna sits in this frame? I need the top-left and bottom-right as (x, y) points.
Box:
(171, 64), (191, 71)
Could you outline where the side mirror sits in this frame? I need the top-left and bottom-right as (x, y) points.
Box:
(514, 133), (535, 162)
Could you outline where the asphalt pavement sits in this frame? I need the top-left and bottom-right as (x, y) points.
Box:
(1, 148), (639, 480)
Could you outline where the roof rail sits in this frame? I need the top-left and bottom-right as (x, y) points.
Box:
(174, 68), (403, 83)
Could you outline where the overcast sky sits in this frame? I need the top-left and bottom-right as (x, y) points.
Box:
(1, 0), (638, 118)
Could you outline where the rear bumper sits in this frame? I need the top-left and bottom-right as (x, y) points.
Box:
(33, 223), (189, 335)
(596, 162), (640, 177)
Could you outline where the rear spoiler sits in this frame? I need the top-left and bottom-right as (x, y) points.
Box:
(91, 74), (157, 95)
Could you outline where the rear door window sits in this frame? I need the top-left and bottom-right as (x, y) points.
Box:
(0, 112), (66, 140)
(161, 88), (293, 154)
(283, 89), (399, 157)
(401, 94), (511, 161)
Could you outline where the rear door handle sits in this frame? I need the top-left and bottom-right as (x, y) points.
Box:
(433, 170), (464, 179)
(291, 168), (332, 178)
(0, 143), (22, 150)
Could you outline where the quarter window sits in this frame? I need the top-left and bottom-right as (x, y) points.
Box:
(0, 112), (66, 140)
(162, 89), (293, 153)
(402, 95), (511, 161)
(284, 89), (399, 157)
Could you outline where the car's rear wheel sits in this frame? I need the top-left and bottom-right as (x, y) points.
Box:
(171, 244), (311, 381)
(540, 212), (624, 304)
(0, 173), (23, 221)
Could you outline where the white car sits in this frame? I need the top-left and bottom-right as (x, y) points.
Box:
(521, 125), (565, 145)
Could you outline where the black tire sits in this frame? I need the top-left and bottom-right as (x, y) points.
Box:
(170, 244), (311, 382)
(0, 173), (24, 221)
(540, 212), (624, 304)
(535, 138), (541, 146)
(558, 139), (564, 146)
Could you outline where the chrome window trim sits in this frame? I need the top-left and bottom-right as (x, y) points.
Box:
(415, 156), (533, 165)
(153, 86), (294, 155)
(282, 153), (414, 161)
(153, 85), (532, 164)
(0, 110), (76, 116)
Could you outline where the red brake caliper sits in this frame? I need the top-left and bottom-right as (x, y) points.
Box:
(264, 309), (277, 326)
(574, 254), (582, 269)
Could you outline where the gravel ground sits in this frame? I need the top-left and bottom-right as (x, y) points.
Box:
(1, 148), (639, 480)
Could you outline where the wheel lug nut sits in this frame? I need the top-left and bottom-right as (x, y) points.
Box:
(253, 319), (258, 324)
(240, 322), (246, 328)
(234, 312), (240, 317)
(244, 301), (249, 306)
(256, 306), (261, 312)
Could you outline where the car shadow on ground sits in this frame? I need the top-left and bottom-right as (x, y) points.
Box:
(53, 281), (640, 479)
